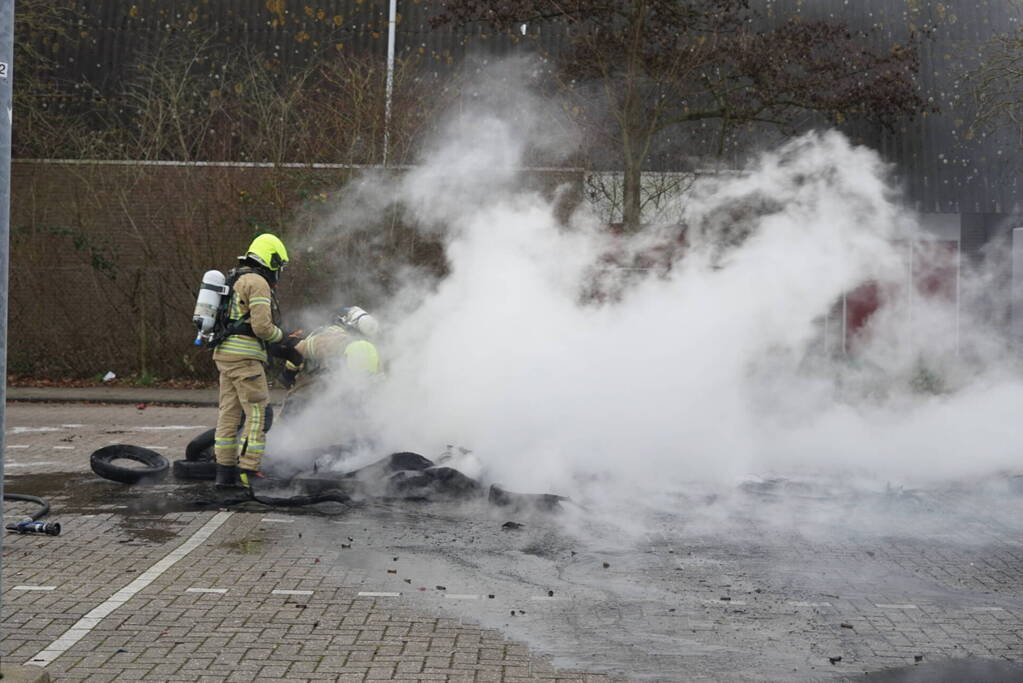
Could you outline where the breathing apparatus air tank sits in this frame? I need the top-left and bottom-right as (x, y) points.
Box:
(193, 270), (228, 344)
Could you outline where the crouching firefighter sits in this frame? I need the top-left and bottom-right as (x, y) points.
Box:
(279, 306), (381, 419)
(206, 234), (297, 490)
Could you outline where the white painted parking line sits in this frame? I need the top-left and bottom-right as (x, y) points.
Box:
(60, 424), (86, 428)
(260, 518), (294, 524)
(358, 591), (400, 597)
(141, 446), (168, 450)
(8, 427), (61, 434)
(6, 445), (29, 449)
(133, 425), (208, 431)
(26, 510), (233, 668)
(13, 586), (56, 591)
(6, 462), (62, 469)
(969, 606), (1005, 612)
(788, 601), (832, 607)
(272, 589), (313, 596)
(444, 594), (479, 600)
(875, 603), (918, 609)
(52, 446), (75, 450)
(186, 588), (227, 594)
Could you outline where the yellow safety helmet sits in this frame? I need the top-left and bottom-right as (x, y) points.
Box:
(242, 234), (289, 271)
(344, 339), (380, 375)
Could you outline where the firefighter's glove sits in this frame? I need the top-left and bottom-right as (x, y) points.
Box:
(268, 335), (303, 366)
(280, 367), (298, 389)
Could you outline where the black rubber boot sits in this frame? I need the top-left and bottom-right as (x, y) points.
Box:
(215, 464), (242, 489)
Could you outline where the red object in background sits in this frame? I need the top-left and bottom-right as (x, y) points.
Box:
(845, 281), (881, 339)
(841, 240), (959, 351)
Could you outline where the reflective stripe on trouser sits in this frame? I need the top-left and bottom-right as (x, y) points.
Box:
(214, 357), (270, 470)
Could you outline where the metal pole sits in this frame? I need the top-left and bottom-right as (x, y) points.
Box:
(0, 0), (15, 646)
(382, 0), (397, 167)
(1011, 228), (1023, 349)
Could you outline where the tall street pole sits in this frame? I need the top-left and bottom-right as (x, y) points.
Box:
(0, 0), (15, 637)
(383, 0), (397, 167)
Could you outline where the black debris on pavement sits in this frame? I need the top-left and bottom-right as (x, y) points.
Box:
(829, 656), (842, 665)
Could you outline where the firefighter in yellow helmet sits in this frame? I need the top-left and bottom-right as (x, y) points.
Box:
(279, 306), (381, 419)
(211, 234), (294, 489)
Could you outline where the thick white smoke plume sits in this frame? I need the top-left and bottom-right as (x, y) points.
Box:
(273, 69), (1023, 512)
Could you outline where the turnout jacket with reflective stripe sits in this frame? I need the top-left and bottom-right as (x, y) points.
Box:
(285, 325), (379, 395)
(212, 272), (283, 363)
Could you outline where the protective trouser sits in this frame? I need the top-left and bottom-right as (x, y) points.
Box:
(214, 357), (270, 472)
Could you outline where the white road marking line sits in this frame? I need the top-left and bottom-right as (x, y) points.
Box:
(788, 601), (832, 607)
(875, 603), (918, 609)
(60, 424), (86, 428)
(133, 425), (208, 431)
(52, 446), (75, 450)
(529, 596), (565, 601)
(8, 427), (61, 434)
(260, 518), (294, 524)
(6, 462), (61, 469)
(13, 586), (56, 591)
(186, 588), (227, 594)
(272, 589), (313, 596)
(358, 591), (400, 597)
(26, 510), (233, 668)
(969, 606), (1005, 612)
(444, 594), (479, 600)
(140, 446), (168, 450)
(6, 445), (29, 449)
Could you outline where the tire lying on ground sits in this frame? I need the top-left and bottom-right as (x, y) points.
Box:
(90, 445), (170, 484)
(173, 458), (217, 481)
(184, 405), (275, 462)
(185, 428), (215, 462)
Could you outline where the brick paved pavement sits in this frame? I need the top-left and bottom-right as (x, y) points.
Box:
(2, 402), (1023, 681)
(1, 403), (623, 682)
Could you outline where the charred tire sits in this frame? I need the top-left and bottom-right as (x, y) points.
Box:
(90, 445), (169, 485)
(185, 428), (215, 462)
(172, 458), (217, 481)
(184, 406), (275, 462)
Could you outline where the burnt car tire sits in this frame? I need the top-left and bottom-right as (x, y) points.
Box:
(184, 406), (274, 462)
(172, 458), (217, 481)
(91, 445), (169, 485)
(185, 428), (216, 462)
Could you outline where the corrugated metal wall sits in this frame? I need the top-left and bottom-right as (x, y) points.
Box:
(22, 0), (1023, 214)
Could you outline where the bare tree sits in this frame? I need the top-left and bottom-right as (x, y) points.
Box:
(434, 0), (929, 231)
(969, 27), (1023, 147)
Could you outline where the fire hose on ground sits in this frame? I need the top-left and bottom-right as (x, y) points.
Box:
(4, 492), (61, 536)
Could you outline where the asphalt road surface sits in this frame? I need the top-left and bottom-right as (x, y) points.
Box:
(2, 402), (1023, 682)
